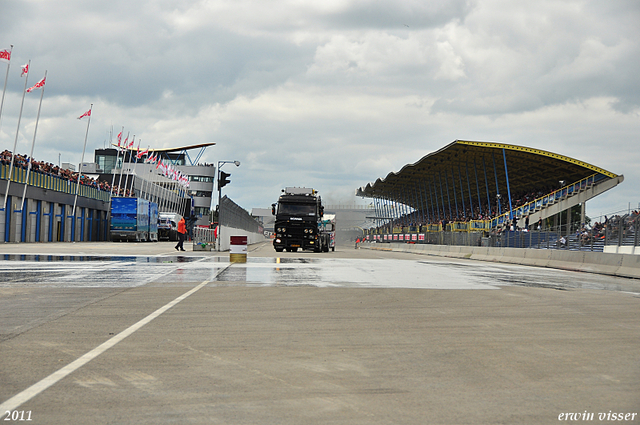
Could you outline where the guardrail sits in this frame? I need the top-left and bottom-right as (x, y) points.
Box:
(366, 213), (639, 253)
(1, 163), (110, 202)
(489, 173), (600, 228)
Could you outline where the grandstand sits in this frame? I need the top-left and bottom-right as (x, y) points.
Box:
(356, 140), (624, 249)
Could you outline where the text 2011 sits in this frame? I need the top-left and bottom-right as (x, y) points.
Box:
(3, 411), (32, 421)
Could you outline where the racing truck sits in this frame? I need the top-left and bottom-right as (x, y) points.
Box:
(272, 187), (331, 252)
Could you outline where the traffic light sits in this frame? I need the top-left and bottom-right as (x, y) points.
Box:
(218, 171), (231, 189)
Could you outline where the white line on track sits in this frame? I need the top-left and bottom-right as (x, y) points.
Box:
(0, 263), (232, 412)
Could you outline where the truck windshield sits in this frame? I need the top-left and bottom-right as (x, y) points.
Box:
(278, 203), (316, 216)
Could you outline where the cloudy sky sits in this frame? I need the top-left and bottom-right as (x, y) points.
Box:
(1, 0), (638, 219)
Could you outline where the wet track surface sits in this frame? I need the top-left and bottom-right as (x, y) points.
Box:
(1, 253), (638, 294)
(1, 243), (639, 424)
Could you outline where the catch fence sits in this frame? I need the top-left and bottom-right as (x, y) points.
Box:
(365, 212), (639, 253)
(219, 195), (263, 234)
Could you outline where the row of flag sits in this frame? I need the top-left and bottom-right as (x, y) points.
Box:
(114, 130), (189, 189)
(2, 47), (89, 116)
(1, 46), (50, 212)
(3, 45), (187, 189)
(0, 49), (46, 93)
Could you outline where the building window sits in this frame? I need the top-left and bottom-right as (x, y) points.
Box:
(189, 191), (212, 198)
(189, 175), (215, 183)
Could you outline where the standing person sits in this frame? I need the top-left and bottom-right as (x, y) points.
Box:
(175, 216), (186, 251)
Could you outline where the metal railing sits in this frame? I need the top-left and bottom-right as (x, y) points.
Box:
(1, 163), (110, 202)
(192, 227), (216, 250)
(366, 212), (639, 253)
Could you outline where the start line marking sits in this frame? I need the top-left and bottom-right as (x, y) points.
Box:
(0, 264), (232, 412)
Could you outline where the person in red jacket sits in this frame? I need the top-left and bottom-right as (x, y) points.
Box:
(175, 217), (186, 251)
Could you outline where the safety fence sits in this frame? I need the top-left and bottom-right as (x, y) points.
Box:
(219, 195), (263, 234)
(365, 212), (639, 253)
(216, 195), (265, 251)
(1, 163), (110, 202)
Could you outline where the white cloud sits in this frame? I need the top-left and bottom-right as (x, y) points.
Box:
(0, 0), (638, 217)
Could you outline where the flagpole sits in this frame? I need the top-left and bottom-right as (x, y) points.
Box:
(152, 155), (161, 209)
(0, 45), (13, 133)
(3, 59), (30, 212)
(156, 159), (164, 211)
(147, 153), (156, 204)
(109, 126), (122, 197)
(129, 140), (141, 196)
(154, 163), (164, 210)
(140, 145), (150, 200)
(107, 125), (113, 199)
(123, 135), (135, 196)
(116, 131), (129, 195)
(72, 104), (92, 217)
(153, 165), (161, 208)
(20, 70), (47, 212)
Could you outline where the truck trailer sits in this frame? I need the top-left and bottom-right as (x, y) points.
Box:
(272, 187), (331, 252)
(110, 197), (158, 242)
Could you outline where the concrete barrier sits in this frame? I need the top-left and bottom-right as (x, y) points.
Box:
(218, 226), (265, 251)
(618, 253), (640, 278)
(362, 242), (640, 279)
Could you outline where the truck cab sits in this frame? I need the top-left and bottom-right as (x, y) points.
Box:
(158, 212), (182, 241)
(272, 187), (326, 252)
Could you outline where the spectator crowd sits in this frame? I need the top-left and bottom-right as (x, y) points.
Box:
(1, 150), (132, 196)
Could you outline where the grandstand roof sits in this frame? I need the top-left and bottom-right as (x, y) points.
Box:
(112, 142), (215, 153)
(356, 140), (620, 207)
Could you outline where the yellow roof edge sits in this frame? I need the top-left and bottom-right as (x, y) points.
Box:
(110, 142), (216, 153)
(455, 140), (617, 179)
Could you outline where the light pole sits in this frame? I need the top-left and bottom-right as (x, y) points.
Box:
(216, 160), (240, 251)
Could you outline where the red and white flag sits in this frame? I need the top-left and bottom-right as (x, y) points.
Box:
(128, 138), (134, 149)
(21, 63), (29, 77)
(77, 108), (91, 119)
(26, 76), (46, 93)
(137, 147), (149, 159)
(0, 49), (10, 63)
(116, 131), (123, 147)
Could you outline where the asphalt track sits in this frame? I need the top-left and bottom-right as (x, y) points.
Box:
(0, 241), (638, 424)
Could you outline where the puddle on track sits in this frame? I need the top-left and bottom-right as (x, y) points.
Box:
(0, 255), (637, 293)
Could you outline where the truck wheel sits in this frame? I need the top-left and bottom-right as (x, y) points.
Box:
(292, 247), (298, 252)
(275, 248), (283, 252)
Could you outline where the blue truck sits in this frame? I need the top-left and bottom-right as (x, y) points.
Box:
(110, 197), (159, 242)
